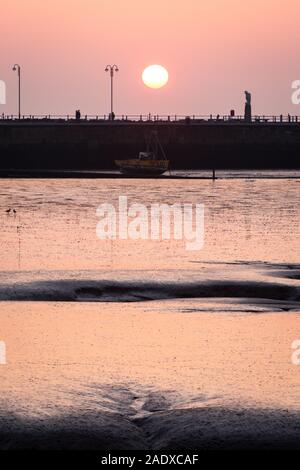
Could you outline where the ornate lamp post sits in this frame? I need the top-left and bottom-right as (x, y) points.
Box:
(105, 64), (119, 119)
(12, 64), (21, 119)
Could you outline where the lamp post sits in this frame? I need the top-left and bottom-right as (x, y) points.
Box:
(12, 64), (21, 119)
(105, 64), (119, 119)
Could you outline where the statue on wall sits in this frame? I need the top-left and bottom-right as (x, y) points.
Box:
(244, 90), (252, 122)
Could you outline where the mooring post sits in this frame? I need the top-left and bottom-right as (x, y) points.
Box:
(212, 168), (216, 180)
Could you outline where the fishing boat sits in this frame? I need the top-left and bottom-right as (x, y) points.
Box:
(115, 132), (169, 176)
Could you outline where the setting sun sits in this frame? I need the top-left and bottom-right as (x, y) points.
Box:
(142, 65), (169, 89)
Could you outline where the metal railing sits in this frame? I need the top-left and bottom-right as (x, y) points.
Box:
(0, 113), (299, 123)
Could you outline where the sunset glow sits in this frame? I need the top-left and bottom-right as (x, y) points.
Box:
(1, 0), (299, 115)
(0, 0), (300, 456)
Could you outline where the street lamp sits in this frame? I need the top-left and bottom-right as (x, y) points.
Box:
(105, 64), (119, 119)
(12, 64), (21, 119)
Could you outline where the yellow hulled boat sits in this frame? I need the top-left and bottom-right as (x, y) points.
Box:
(115, 132), (169, 176)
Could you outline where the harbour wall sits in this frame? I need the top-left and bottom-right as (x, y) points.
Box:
(0, 121), (299, 170)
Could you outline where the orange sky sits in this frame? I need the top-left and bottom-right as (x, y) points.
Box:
(0, 0), (299, 116)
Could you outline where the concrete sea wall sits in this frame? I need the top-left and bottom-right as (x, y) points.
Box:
(0, 121), (299, 170)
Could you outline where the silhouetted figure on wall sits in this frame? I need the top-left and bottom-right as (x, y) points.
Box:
(244, 91), (252, 123)
(75, 109), (81, 120)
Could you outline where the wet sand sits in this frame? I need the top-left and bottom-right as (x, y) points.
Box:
(0, 177), (299, 450)
(1, 406), (300, 450)
(1, 299), (300, 450)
